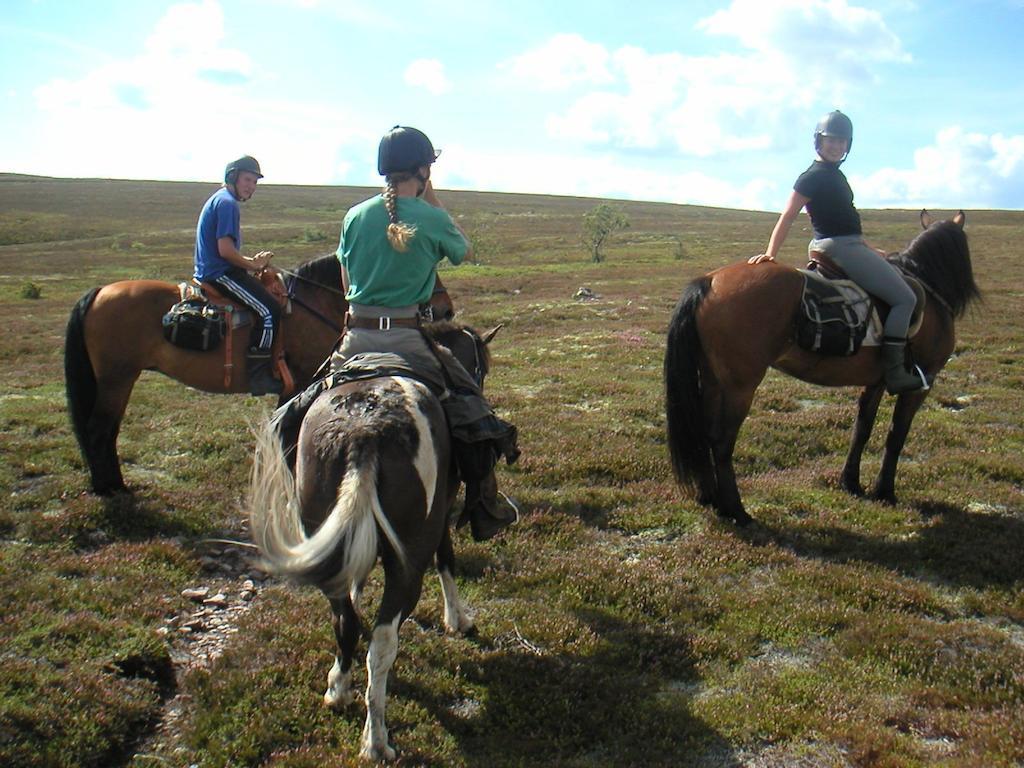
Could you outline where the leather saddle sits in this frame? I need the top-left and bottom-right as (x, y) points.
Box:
(806, 250), (926, 339)
(179, 268), (294, 396)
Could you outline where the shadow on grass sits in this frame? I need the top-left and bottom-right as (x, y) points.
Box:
(401, 609), (739, 767)
(757, 499), (1024, 591)
(92, 489), (198, 542)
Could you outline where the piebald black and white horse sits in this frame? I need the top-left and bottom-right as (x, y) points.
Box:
(248, 322), (498, 761)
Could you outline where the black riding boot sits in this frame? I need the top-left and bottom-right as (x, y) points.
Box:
(454, 430), (521, 542)
(269, 374), (332, 471)
(881, 337), (928, 395)
(247, 348), (283, 396)
(463, 470), (518, 541)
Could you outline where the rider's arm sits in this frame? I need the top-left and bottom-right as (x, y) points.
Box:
(422, 180), (474, 262)
(749, 190), (809, 264)
(218, 236), (273, 271)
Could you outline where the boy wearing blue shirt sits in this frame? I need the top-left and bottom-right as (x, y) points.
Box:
(194, 156), (281, 395)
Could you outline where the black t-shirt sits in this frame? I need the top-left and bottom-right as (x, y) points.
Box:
(794, 160), (862, 239)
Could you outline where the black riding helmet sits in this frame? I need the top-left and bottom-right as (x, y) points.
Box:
(377, 126), (440, 175)
(814, 110), (853, 153)
(224, 155), (264, 184)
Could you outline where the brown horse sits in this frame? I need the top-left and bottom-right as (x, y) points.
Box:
(247, 321), (496, 762)
(664, 211), (980, 526)
(63, 255), (454, 494)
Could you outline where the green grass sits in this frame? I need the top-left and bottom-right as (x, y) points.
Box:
(1, 174), (1022, 766)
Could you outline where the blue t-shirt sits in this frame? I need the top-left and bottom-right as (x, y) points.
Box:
(194, 187), (241, 281)
(338, 195), (468, 307)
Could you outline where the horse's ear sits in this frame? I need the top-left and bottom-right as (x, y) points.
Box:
(481, 324), (504, 345)
(920, 209), (934, 229)
(953, 210), (966, 229)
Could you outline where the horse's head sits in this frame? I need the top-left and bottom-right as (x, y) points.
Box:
(921, 209), (966, 231)
(424, 321), (501, 389)
(898, 210), (979, 319)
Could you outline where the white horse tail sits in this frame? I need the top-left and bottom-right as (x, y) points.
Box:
(247, 420), (407, 595)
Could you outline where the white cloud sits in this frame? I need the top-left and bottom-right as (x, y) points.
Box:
(856, 126), (1024, 209)
(437, 143), (778, 211)
(404, 58), (452, 95)
(19, 0), (362, 185)
(500, 33), (614, 91)
(507, 0), (907, 159)
(699, 0), (909, 68)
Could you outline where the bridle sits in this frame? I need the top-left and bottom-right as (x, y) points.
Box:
(460, 328), (487, 388)
(278, 267), (346, 335)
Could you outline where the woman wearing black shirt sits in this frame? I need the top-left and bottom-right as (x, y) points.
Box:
(749, 110), (925, 393)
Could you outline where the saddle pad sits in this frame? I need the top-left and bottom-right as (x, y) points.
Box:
(177, 282), (252, 330)
(326, 352), (446, 396)
(796, 270), (871, 355)
(799, 269), (926, 346)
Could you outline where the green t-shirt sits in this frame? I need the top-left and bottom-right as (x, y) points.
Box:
(337, 194), (468, 307)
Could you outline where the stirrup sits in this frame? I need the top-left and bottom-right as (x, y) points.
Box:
(911, 364), (930, 392)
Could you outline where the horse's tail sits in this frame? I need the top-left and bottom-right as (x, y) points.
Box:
(248, 420), (407, 595)
(64, 288), (101, 460)
(664, 275), (715, 498)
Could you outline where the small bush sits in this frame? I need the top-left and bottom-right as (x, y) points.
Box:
(303, 227), (328, 243)
(461, 215), (501, 264)
(582, 203), (630, 263)
(19, 282), (42, 300)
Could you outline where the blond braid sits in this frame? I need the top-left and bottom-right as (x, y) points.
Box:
(384, 177), (417, 252)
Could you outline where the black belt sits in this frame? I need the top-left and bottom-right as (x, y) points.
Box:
(345, 314), (420, 330)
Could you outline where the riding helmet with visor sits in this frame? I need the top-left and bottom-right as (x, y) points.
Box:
(224, 155), (264, 184)
(814, 110), (853, 153)
(377, 126), (441, 175)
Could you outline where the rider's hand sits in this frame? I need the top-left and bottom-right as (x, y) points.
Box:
(252, 251), (274, 269)
(422, 180), (441, 208)
(748, 253), (775, 264)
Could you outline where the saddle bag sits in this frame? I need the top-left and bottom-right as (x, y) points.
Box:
(162, 298), (226, 351)
(795, 274), (868, 357)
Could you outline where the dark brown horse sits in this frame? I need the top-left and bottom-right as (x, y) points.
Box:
(247, 322), (496, 762)
(665, 211), (979, 525)
(64, 255), (455, 494)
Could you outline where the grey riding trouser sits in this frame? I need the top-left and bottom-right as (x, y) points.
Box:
(810, 235), (916, 339)
(332, 304), (480, 388)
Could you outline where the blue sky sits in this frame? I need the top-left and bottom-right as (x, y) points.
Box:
(1, 0), (1022, 211)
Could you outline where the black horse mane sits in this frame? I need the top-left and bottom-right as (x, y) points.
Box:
(891, 221), (980, 319)
(423, 320), (492, 376)
(291, 253), (342, 289)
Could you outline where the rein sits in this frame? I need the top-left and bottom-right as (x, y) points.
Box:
(461, 329), (485, 387)
(915, 276), (955, 318)
(281, 270), (345, 335)
(894, 254), (956, 320)
(279, 267), (346, 297)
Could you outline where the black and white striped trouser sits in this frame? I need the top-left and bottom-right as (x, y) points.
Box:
(212, 267), (281, 353)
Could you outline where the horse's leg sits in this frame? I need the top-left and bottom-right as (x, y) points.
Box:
(704, 377), (757, 526)
(840, 384), (885, 497)
(323, 594), (361, 710)
(360, 566), (425, 762)
(436, 527), (475, 635)
(87, 373), (139, 493)
(871, 389), (929, 504)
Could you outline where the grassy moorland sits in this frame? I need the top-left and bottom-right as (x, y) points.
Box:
(0, 172), (1022, 767)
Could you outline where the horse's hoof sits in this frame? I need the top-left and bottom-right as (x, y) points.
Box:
(93, 483), (130, 497)
(716, 509), (754, 527)
(840, 478), (865, 497)
(360, 742), (396, 762)
(732, 512), (754, 528)
(323, 688), (355, 710)
(445, 617), (476, 636)
(871, 491), (897, 506)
